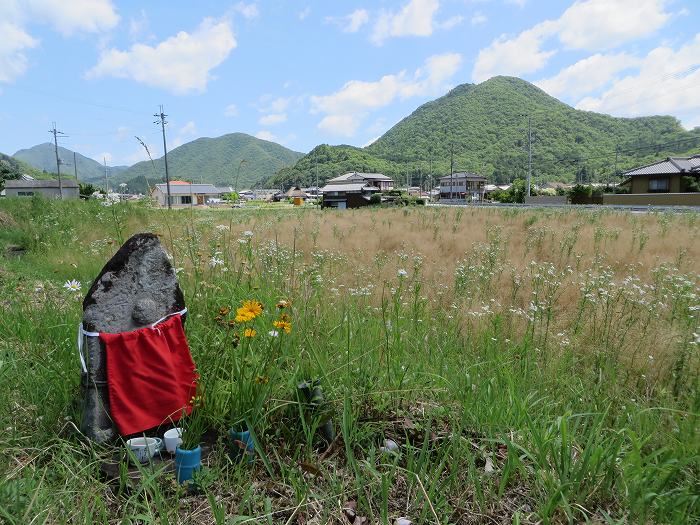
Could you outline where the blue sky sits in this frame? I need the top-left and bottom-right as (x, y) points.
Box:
(0, 0), (698, 166)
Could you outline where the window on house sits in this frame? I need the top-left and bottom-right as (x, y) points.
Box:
(648, 178), (669, 192)
(181, 195), (192, 204)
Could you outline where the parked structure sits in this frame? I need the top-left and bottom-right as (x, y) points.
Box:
(319, 172), (393, 209)
(152, 181), (221, 206)
(622, 155), (700, 194)
(439, 172), (486, 202)
(4, 179), (79, 199)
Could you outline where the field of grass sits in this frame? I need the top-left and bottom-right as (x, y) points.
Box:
(0, 197), (698, 524)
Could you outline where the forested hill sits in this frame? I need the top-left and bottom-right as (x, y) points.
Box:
(13, 143), (127, 183)
(114, 133), (303, 193)
(1, 152), (55, 189)
(270, 76), (700, 187)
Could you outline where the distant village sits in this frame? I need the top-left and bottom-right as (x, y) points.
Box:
(3, 153), (699, 208)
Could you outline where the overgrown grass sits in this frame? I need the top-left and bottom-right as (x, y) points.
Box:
(0, 197), (698, 524)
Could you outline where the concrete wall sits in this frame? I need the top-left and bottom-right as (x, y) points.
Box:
(603, 193), (700, 206)
(5, 187), (79, 199)
(630, 174), (682, 193)
(524, 195), (567, 205)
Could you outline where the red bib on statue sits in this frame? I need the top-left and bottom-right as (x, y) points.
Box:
(101, 314), (197, 436)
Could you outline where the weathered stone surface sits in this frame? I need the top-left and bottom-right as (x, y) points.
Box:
(81, 233), (185, 443)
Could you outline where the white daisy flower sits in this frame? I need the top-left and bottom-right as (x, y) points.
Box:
(63, 279), (82, 292)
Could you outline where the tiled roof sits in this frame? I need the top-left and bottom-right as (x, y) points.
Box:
(439, 172), (487, 182)
(327, 172), (393, 183)
(320, 183), (376, 193)
(625, 155), (700, 176)
(154, 183), (220, 194)
(5, 179), (78, 188)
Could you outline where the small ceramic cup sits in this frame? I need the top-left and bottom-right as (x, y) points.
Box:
(126, 437), (163, 463)
(164, 428), (183, 454)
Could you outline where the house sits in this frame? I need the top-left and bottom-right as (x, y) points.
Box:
(152, 182), (221, 206)
(4, 178), (79, 199)
(319, 172), (393, 209)
(439, 172), (486, 202)
(326, 172), (394, 191)
(622, 155), (700, 194)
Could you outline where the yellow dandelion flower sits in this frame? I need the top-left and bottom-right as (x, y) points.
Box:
(273, 320), (292, 334)
(244, 328), (257, 338)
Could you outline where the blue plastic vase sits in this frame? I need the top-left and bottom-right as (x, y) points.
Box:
(174, 445), (201, 483)
(228, 428), (255, 463)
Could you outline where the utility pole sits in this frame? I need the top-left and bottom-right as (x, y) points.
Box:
(234, 159), (246, 192)
(612, 144), (619, 188)
(73, 151), (78, 182)
(527, 116), (532, 198)
(450, 142), (454, 201)
(49, 122), (65, 199)
(103, 157), (109, 193)
(154, 105), (172, 209)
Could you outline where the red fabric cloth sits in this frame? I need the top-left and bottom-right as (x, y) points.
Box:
(101, 314), (197, 436)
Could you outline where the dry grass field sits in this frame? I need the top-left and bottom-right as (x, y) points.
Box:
(0, 199), (698, 524)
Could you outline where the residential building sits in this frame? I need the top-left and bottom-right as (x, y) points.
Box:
(326, 172), (394, 191)
(4, 178), (79, 199)
(152, 182), (221, 206)
(622, 155), (700, 194)
(439, 172), (486, 201)
(319, 172), (393, 209)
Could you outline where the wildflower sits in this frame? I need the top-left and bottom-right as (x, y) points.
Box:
(243, 230), (254, 237)
(239, 300), (263, 319)
(215, 224), (229, 232)
(244, 328), (257, 338)
(276, 299), (290, 309)
(235, 311), (254, 323)
(254, 375), (269, 384)
(63, 279), (82, 292)
(219, 306), (231, 316)
(268, 330), (279, 337)
(397, 269), (408, 278)
(209, 256), (224, 268)
(273, 319), (292, 334)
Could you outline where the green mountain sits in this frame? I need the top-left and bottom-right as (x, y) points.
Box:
(271, 76), (700, 187)
(115, 132), (304, 193)
(1, 152), (51, 189)
(13, 143), (127, 184)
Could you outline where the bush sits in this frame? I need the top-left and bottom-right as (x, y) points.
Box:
(369, 193), (382, 205)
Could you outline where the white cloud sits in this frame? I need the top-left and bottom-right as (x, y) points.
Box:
(224, 104), (238, 117)
(21, 0), (120, 36)
(347, 9), (370, 33)
(298, 6), (311, 21)
(472, 21), (557, 82)
(311, 52), (461, 137)
(0, 0), (119, 83)
(536, 53), (638, 99)
(179, 121), (197, 136)
(233, 2), (259, 20)
(259, 113), (287, 125)
(255, 130), (277, 142)
(86, 18), (236, 95)
(438, 15), (464, 30)
(371, 0), (440, 45)
(472, 0), (672, 82)
(576, 34), (700, 130)
(129, 9), (150, 40)
(470, 12), (487, 26)
(556, 0), (670, 51)
(0, 22), (39, 83)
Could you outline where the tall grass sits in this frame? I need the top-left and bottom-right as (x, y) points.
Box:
(0, 197), (698, 524)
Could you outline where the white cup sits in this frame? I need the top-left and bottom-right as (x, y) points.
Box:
(126, 437), (163, 463)
(163, 427), (183, 454)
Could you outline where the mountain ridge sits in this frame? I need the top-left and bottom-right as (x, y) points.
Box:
(270, 76), (700, 188)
